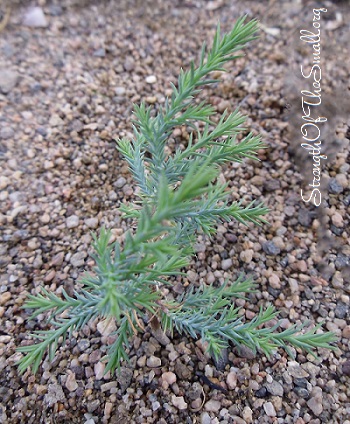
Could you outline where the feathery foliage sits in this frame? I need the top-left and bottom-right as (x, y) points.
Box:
(17, 17), (336, 375)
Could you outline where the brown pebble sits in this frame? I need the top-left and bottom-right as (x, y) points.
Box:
(44, 270), (56, 282)
(51, 252), (65, 267)
(0, 292), (11, 305)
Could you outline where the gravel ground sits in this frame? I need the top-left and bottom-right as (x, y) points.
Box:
(0, 0), (349, 423)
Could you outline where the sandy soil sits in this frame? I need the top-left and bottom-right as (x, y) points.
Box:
(0, 0), (349, 423)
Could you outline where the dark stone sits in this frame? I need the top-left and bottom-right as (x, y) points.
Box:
(255, 387), (268, 398)
(237, 345), (256, 359)
(219, 250), (228, 259)
(116, 367), (133, 394)
(293, 386), (309, 399)
(54, 60), (65, 69)
(317, 307), (329, 318)
(31, 82), (42, 93)
(77, 339), (91, 352)
(280, 256), (289, 267)
(343, 194), (350, 207)
(334, 302), (349, 319)
(36, 127), (47, 137)
(298, 208), (312, 227)
(262, 241), (280, 256)
(75, 386), (84, 397)
(187, 382), (204, 400)
(71, 366), (84, 380)
(268, 287), (280, 298)
(213, 348), (228, 371)
(174, 361), (192, 380)
(303, 287), (315, 300)
(11, 229), (29, 242)
(294, 378), (308, 388)
(48, 5), (63, 16)
(264, 179), (280, 192)
(335, 254), (349, 270)
(328, 178), (343, 194)
(225, 233), (237, 243)
(331, 225), (343, 235)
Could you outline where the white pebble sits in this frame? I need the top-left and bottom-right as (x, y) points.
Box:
(162, 371), (177, 387)
(115, 87), (126, 96)
(204, 364), (213, 378)
(146, 75), (157, 84)
(172, 395), (187, 410)
(226, 371), (237, 390)
(201, 412), (211, 424)
(242, 406), (253, 423)
(263, 401), (276, 417)
(23, 7), (48, 28)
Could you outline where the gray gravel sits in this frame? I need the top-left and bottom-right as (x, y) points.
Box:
(0, 0), (349, 423)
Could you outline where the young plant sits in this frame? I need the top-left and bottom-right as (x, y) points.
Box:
(17, 17), (336, 375)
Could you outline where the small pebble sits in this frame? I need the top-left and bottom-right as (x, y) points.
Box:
(114, 176), (127, 188)
(162, 371), (177, 387)
(265, 380), (284, 396)
(94, 362), (105, 380)
(146, 75), (157, 84)
(240, 249), (254, 263)
(172, 396), (187, 410)
(23, 7), (48, 28)
(66, 215), (80, 228)
(263, 402), (276, 417)
(0, 70), (19, 94)
(0, 292), (11, 305)
(263, 241), (280, 255)
(65, 372), (78, 392)
(342, 361), (350, 376)
(294, 387), (310, 399)
(307, 396), (323, 416)
(204, 399), (221, 413)
(269, 274), (281, 289)
(298, 208), (313, 226)
(115, 87), (126, 96)
(328, 178), (343, 194)
(70, 251), (87, 267)
(85, 217), (99, 229)
(147, 356), (161, 368)
(201, 412), (211, 424)
(226, 371), (237, 390)
(221, 258), (232, 270)
(0, 127), (14, 140)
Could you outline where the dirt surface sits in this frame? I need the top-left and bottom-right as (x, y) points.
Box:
(0, 0), (349, 423)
